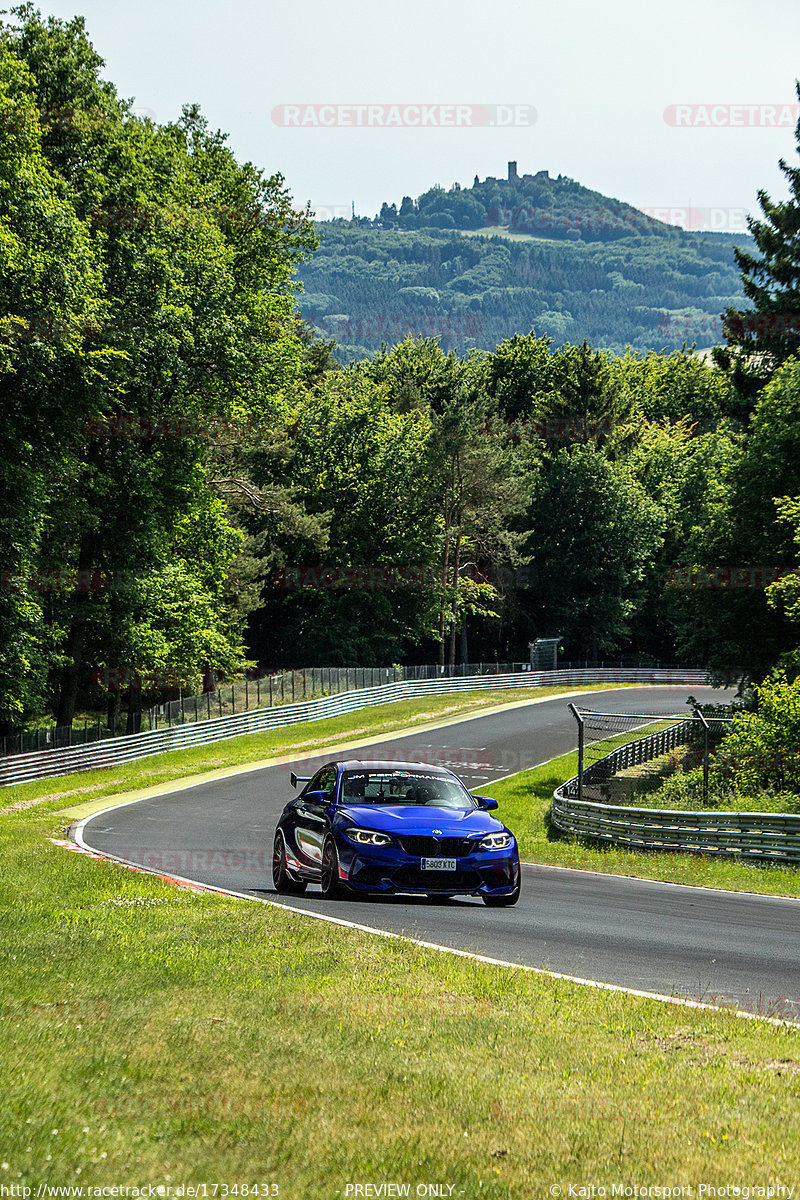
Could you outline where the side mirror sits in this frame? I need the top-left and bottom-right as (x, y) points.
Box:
(474, 795), (498, 811)
(291, 772), (311, 789)
(301, 790), (330, 805)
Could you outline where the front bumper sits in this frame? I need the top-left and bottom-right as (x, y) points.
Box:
(337, 839), (520, 895)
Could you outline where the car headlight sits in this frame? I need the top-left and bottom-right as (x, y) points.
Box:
(479, 832), (513, 850)
(344, 827), (393, 846)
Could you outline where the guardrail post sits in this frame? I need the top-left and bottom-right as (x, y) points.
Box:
(569, 703), (585, 803)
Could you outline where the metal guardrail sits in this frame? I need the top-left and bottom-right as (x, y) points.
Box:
(552, 718), (800, 865)
(0, 667), (707, 788)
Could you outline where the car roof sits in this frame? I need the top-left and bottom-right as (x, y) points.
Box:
(337, 759), (456, 777)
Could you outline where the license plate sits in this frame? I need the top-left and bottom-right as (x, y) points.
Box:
(422, 858), (456, 871)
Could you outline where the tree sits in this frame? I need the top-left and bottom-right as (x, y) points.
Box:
(0, 41), (108, 729)
(668, 355), (800, 683)
(766, 495), (800, 678)
(247, 370), (442, 665)
(429, 382), (529, 666)
(714, 82), (800, 405)
(519, 447), (664, 661)
(481, 330), (555, 420)
(0, 7), (317, 729)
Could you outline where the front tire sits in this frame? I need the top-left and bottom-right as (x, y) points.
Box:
(272, 830), (307, 894)
(320, 835), (348, 900)
(482, 875), (521, 907)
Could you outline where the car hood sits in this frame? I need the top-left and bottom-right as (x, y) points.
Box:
(338, 804), (508, 838)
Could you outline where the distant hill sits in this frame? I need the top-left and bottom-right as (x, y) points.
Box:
(296, 163), (751, 360)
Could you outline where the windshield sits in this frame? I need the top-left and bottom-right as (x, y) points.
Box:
(341, 769), (476, 810)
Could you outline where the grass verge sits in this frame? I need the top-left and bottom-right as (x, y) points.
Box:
(0, 685), (630, 815)
(490, 750), (800, 898)
(1, 800), (799, 1191)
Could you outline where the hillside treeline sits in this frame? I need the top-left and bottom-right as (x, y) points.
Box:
(298, 182), (748, 358)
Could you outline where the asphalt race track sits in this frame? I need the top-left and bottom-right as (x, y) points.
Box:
(78, 686), (800, 1021)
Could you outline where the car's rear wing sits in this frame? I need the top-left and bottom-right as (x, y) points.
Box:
(290, 772), (311, 789)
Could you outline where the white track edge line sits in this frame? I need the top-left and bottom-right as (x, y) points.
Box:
(67, 820), (797, 1030)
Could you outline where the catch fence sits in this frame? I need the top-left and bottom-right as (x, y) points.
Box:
(552, 706), (800, 864)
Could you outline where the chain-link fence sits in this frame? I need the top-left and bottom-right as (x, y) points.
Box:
(551, 705), (800, 865)
(0, 660), (701, 759)
(565, 706), (733, 805)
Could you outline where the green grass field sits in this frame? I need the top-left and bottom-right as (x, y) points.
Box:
(4, 685), (800, 1191)
(2, 792), (800, 1194)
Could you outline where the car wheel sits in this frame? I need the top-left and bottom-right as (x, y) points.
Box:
(272, 830), (307, 894)
(320, 835), (348, 900)
(482, 876), (521, 907)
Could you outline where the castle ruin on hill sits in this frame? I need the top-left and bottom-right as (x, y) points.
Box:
(476, 162), (551, 187)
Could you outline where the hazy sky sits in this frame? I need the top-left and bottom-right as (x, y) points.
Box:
(38, 0), (800, 232)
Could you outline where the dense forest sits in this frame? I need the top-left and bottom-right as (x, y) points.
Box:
(2, 8), (800, 738)
(297, 169), (750, 359)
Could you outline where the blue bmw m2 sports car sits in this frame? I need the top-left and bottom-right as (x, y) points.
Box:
(272, 759), (520, 906)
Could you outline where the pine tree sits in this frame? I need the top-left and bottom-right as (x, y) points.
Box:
(714, 83), (800, 406)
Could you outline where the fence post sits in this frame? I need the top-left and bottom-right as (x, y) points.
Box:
(245, 676), (249, 711)
(569, 703), (585, 804)
(694, 707), (710, 805)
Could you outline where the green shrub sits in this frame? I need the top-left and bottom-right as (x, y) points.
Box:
(714, 674), (800, 795)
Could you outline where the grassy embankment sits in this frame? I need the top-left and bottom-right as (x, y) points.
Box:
(2, 794), (800, 1192)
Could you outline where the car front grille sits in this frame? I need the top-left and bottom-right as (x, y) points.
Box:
(393, 867), (479, 889)
(397, 836), (480, 858)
